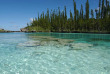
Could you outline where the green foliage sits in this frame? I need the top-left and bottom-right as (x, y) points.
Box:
(0, 30), (4, 32)
(80, 4), (83, 19)
(91, 9), (94, 18)
(101, 0), (105, 18)
(26, 0), (110, 33)
(99, 0), (101, 18)
(0, 29), (7, 32)
(86, 0), (89, 20)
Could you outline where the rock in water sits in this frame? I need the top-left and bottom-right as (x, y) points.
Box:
(69, 43), (93, 50)
(18, 41), (40, 47)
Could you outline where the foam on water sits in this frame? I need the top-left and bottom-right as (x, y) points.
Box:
(0, 32), (110, 74)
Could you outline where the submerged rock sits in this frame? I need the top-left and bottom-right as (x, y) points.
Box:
(17, 35), (75, 49)
(29, 35), (74, 47)
(32, 51), (45, 56)
(57, 39), (74, 45)
(69, 43), (93, 50)
(18, 35), (93, 51)
(18, 41), (40, 47)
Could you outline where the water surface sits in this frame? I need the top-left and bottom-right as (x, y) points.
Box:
(0, 32), (110, 74)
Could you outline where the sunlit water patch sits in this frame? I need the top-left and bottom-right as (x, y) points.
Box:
(0, 32), (110, 74)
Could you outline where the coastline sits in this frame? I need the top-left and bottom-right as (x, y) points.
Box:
(0, 31), (21, 33)
(24, 31), (110, 34)
(1, 30), (110, 34)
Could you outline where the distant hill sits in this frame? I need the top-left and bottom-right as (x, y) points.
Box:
(0, 28), (4, 30)
(0, 28), (11, 32)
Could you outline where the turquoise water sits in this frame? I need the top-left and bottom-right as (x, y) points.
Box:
(0, 32), (110, 74)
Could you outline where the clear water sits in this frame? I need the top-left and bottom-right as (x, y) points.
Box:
(0, 32), (110, 74)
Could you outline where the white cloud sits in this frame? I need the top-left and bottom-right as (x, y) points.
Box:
(96, 7), (99, 10)
(30, 18), (33, 22)
(96, 7), (101, 11)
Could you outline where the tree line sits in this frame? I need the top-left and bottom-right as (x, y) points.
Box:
(26, 0), (110, 33)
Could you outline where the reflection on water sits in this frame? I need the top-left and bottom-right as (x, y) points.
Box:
(27, 32), (110, 40)
(89, 38), (110, 42)
(27, 33), (110, 47)
(0, 32), (110, 74)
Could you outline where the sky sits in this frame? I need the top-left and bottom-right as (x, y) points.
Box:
(0, 0), (100, 31)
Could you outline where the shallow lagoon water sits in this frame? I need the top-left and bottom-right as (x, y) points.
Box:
(0, 32), (110, 74)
